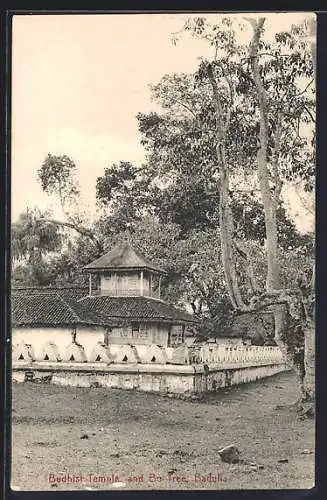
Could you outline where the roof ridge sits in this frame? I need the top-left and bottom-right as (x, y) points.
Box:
(77, 295), (164, 302)
(12, 286), (88, 291)
(55, 292), (81, 323)
(11, 290), (60, 296)
(77, 296), (88, 303)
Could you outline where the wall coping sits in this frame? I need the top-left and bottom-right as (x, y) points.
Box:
(12, 361), (288, 376)
(12, 361), (196, 375)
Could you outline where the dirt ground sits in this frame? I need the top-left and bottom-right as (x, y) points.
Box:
(10, 371), (315, 491)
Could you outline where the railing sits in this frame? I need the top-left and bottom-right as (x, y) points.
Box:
(13, 341), (286, 367)
(196, 344), (285, 365)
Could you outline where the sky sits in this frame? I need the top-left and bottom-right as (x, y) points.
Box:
(11, 12), (315, 231)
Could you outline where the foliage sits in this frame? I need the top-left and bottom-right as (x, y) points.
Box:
(12, 208), (62, 264)
(12, 261), (55, 287)
(12, 16), (315, 354)
(38, 154), (80, 205)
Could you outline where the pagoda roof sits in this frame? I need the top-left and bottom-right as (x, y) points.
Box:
(84, 241), (166, 274)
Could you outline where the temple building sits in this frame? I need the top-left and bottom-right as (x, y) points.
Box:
(11, 242), (286, 395)
(11, 242), (197, 357)
(82, 241), (195, 345)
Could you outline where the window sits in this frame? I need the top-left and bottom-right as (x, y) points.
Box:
(132, 322), (140, 336)
(139, 324), (149, 339)
(169, 325), (184, 346)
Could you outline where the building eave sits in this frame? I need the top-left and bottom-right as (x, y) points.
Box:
(83, 266), (167, 275)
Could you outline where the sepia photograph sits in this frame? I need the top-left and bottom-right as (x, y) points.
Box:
(10, 11), (315, 491)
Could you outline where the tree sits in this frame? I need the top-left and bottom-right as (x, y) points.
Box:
(12, 208), (62, 264)
(139, 82), (302, 231)
(173, 15), (315, 406)
(16, 17), (314, 407)
(38, 154), (104, 252)
(12, 208), (63, 286)
(245, 17), (315, 403)
(12, 260), (56, 287)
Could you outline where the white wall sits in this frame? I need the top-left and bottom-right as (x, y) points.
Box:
(100, 271), (151, 297)
(13, 327), (104, 360)
(109, 323), (169, 346)
(12, 324), (170, 358)
(12, 363), (289, 394)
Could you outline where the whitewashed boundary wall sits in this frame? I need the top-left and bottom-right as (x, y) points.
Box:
(12, 340), (289, 394)
(12, 341), (285, 367)
(196, 344), (284, 365)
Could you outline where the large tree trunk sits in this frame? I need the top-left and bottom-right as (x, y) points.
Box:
(302, 17), (316, 404)
(206, 63), (246, 311)
(273, 304), (293, 368)
(303, 322), (315, 401)
(292, 19), (316, 405)
(218, 145), (246, 310)
(248, 18), (280, 292)
(248, 17), (290, 361)
(44, 217), (104, 253)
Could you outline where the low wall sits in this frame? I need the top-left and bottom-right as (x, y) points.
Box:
(12, 361), (290, 395)
(12, 339), (285, 366)
(193, 363), (289, 393)
(12, 341), (190, 365)
(196, 344), (284, 365)
(11, 340), (289, 394)
(13, 327), (104, 361)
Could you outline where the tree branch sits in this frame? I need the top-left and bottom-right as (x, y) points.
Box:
(303, 105), (316, 123)
(172, 99), (198, 119)
(294, 79), (314, 98)
(271, 110), (283, 200)
(41, 218), (103, 252)
(215, 60), (235, 132)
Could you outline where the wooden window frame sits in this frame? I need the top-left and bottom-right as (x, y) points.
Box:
(131, 322), (140, 336)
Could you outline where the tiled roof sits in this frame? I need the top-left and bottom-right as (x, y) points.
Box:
(11, 288), (123, 328)
(12, 286), (89, 301)
(84, 241), (165, 273)
(78, 296), (196, 324)
(11, 287), (197, 327)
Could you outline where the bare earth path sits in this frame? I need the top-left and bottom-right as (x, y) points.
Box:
(11, 371), (315, 491)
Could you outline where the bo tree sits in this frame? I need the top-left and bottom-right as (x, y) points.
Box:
(172, 14), (315, 404)
(246, 16), (315, 403)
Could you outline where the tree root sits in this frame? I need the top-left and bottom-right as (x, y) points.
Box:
(275, 396), (315, 419)
(297, 395), (315, 419)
